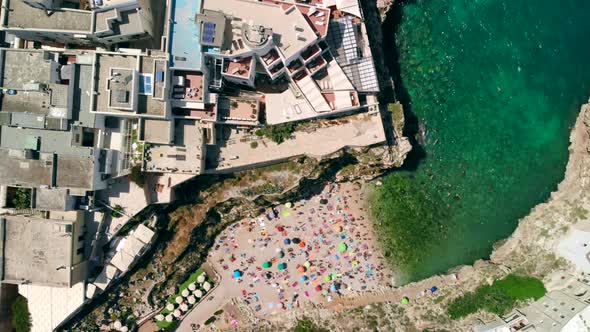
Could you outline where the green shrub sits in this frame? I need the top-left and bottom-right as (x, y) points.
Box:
(258, 123), (295, 144)
(11, 296), (31, 332)
(447, 274), (546, 319)
(241, 183), (284, 196)
(130, 165), (145, 186)
(10, 188), (31, 209)
(250, 141), (259, 149)
(111, 205), (125, 218)
(293, 318), (328, 332)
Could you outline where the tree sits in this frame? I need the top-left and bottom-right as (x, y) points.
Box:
(258, 123), (295, 144)
(111, 205), (125, 218)
(129, 165), (145, 186)
(11, 296), (31, 332)
(10, 188), (31, 209)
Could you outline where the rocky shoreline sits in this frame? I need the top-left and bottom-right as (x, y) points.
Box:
(272, 101), (590, 331)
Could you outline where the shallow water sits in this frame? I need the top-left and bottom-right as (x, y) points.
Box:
(387, 0), (590, 281)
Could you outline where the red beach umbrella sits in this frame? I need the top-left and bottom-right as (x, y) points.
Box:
(277, 226), (284, 232)
(315, 285), (322, 292)
(299, 241), (306, 248)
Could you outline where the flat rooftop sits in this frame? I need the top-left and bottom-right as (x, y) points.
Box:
(93, 53), (138, 114)
(0, 49), (71, 115)
(142, 118), (172, 144)
(0, 126), (91, 156)
(203, 0), (318, 60)
(108, 68), (135, 109)
(144, 119), (204, 174)
(169, 0), (202, 70)
(0, 215), (81, 287)
(0, 149), (54, 187)
(0, 127), (96, 189)
(95, 7), (145, 36)
(4, 0), (92, 31)
(0, 50), (52, 88)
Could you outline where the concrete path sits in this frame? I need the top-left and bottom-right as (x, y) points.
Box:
(176, 283), (236, 332)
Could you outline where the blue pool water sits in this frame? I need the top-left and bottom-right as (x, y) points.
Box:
(169, 0), (202, 70)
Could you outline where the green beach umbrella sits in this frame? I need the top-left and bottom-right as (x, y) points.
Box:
(324, 275), (331, 282)
(282, 210), (290, 217)
(338, 242), (348, 252)
(401, 297), (410, 305)
(278, 263), (287, 270)
(263, 261), (271, 268)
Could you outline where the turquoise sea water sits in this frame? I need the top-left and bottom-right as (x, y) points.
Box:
(388, 0), (590, 281)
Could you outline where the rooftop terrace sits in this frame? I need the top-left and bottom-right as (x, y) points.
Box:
(223, 57), (253, 79)
(203, 0), (318, 60)
(144, 119), (205, 174)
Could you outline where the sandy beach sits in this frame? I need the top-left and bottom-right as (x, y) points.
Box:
(178, 182), (395, 330)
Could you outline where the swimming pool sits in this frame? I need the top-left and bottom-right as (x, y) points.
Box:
(169, 0), (202, 70)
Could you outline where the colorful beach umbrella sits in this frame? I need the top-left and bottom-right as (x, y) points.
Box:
(284, 239), (291, 245)
(401, 297), (410, 304)
(315, 285), (322, 292)
(298, 241), (306, 248)
(292, 238), (301, 244)
(233, 270), (242, 278)
(297, 266), (306, 273)
(278, 263), (287, 270)
(300, 275), (308, 282)
(338, 242), (347, 252)
(263, 261), (272, 268)
(324, 275), (331, 282)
